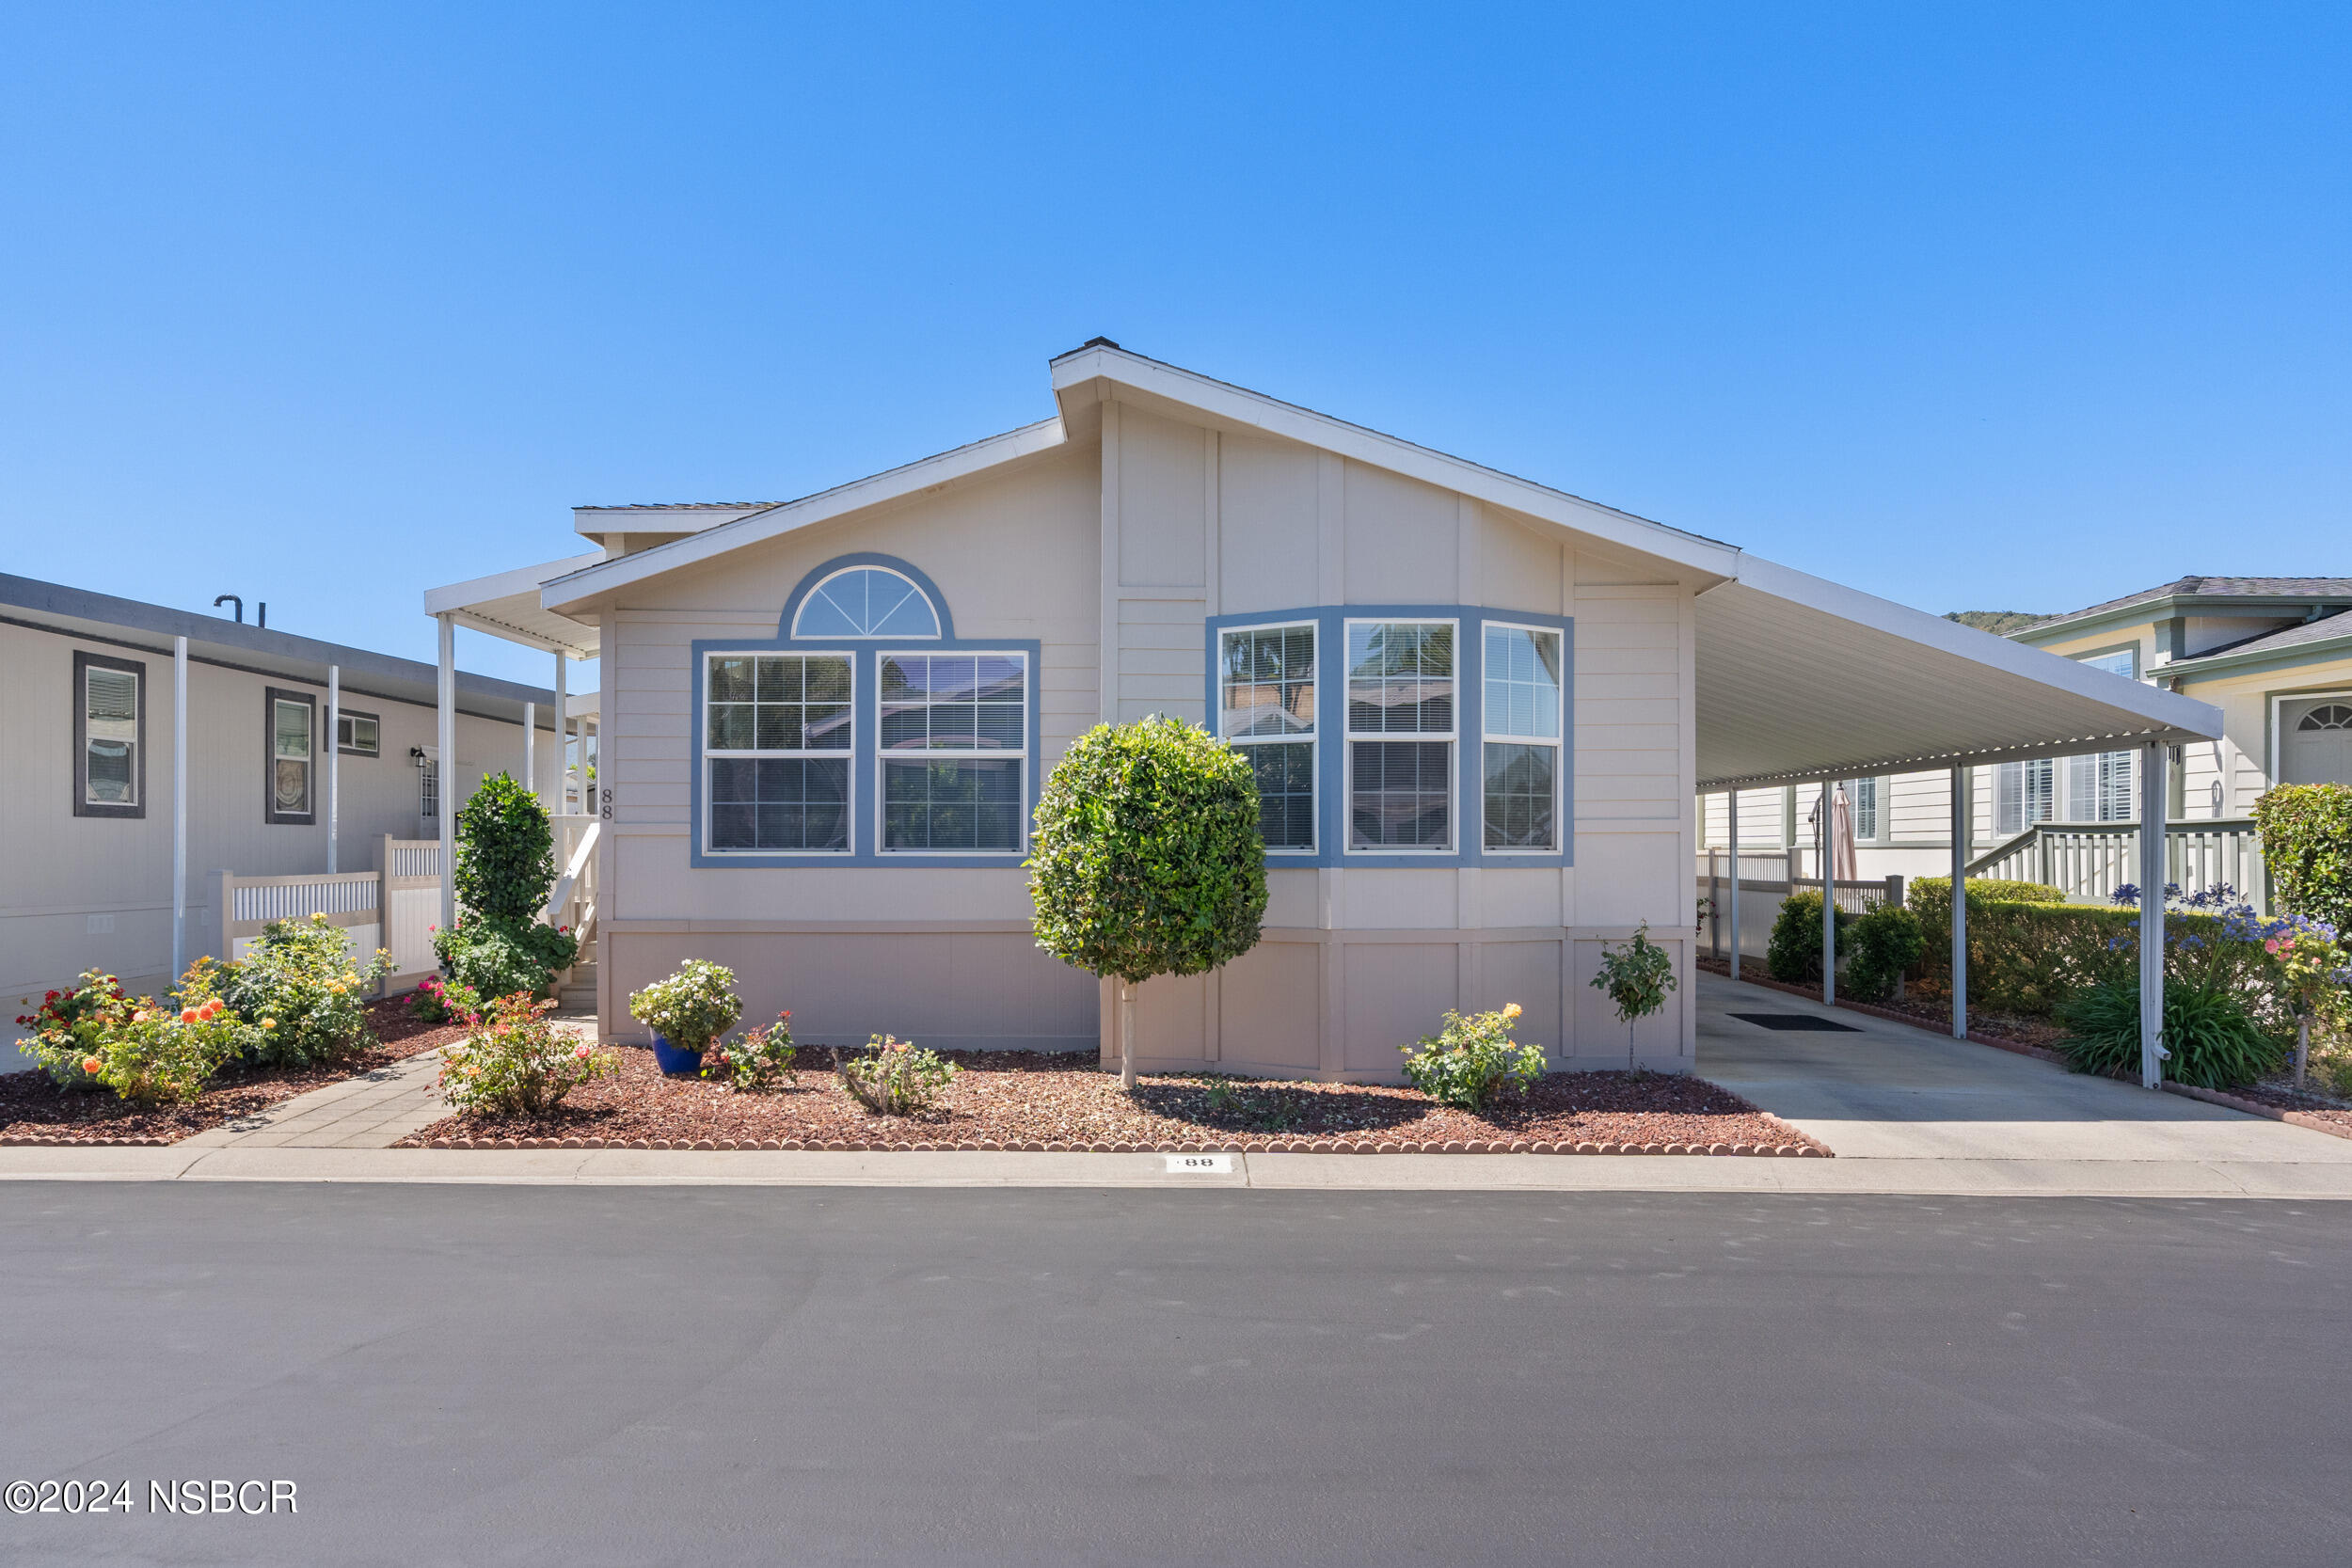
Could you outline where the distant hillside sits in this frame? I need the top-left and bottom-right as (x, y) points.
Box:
(1945, 610), (2047, 636)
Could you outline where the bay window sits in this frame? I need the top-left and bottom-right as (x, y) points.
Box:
(1481, 624), (1561, 851)
(1347, 620), (1455, 850)
(1219, 622), (1316, 851)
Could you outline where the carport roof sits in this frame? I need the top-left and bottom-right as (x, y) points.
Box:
(1696, 558), (2219, 792)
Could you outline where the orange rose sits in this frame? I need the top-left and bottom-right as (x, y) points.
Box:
(180, 1008), (199, 1024)
(81, 1055), (103, 1075)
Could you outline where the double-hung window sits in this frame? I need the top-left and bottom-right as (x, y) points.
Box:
(1219, 623), (1316, 851)
(880, 652), (1028, 852)
(1481, 624), (1562, 851)
(705, 653), (853, 852)
(74, 652), (144, 817)
(1346, 620), (1455, 850)
(264, 689), (315, 823)
(1851, 776), (1882, 842)
(337, 709), (380, 756)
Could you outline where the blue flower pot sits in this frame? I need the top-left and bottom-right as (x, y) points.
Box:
(651, 1035), (703, 1075)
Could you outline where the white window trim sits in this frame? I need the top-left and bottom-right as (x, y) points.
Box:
(1477, 618), (1565, 856)
(1218, 618), (1319, 856)
(874, 648), (1030, 857)
(336, 709), (381, 757)
(789, 566), (943, 641)
(1343, 615), (1459, 856)
(703, 650), (857, 856)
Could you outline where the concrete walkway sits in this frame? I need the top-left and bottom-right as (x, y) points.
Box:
(1696, 972), (2352, 1167)
(176, 1012), (596, 1150)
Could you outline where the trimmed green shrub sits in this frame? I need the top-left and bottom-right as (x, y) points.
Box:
(1908, 880), (2138, 1015)
(1591, 924), (1677, 1021)
(1401, 1006), (1546, 1110)
(2057, 978), (2286, 1089)
(454, 772), (558, 924)
(1911, 877), (2067, 906)
(1768, 890), (1848, 983)
(1027, 718), (1267, 1085)
(1844, 903), (1927, 1003)
(435, 917), (578, 1003)
(2255, 783), (2352, 931)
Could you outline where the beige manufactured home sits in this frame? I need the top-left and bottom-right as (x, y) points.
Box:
(429, 343), (2221, 1082)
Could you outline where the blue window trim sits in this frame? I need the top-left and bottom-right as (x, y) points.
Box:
(691, 553), (1041, 870)
(1204, 604), (1574, 869)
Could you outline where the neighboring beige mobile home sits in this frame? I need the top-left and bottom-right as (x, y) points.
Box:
(3, 576), (556, 1068)
(429, 343), (2220, 1081)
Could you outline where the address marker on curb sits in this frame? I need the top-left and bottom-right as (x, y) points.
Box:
(1164, 1153), (1234, 1174)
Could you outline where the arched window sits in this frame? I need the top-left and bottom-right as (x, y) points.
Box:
(2297, 704), (2352, 731)
(790, 566), (940, 639)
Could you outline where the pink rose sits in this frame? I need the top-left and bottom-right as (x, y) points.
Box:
(574, 1044), (590, 1058)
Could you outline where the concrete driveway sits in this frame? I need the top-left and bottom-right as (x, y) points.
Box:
(1696, 974), (2352, 1170)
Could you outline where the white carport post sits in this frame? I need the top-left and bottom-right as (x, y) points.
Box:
(552, 653), (568, 811)
(1820, 780), (1836, 1007)
(1726, 789), (1741, 980)
(437, 613), (457, 933)
(326, 664), (340, 874)
(1949, 765), (1968, 1040)
(170, 635), (187, 982)
(523, 702), (536, 807)
(2138, 740), (2169, 1087)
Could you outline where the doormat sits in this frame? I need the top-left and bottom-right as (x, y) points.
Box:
(1728, 1012), (1862, 1033)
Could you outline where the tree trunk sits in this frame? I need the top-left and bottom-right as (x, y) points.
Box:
(1120, 979), (1136, 1093)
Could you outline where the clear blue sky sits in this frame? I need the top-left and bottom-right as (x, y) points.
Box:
(3, 3), (2344, 689)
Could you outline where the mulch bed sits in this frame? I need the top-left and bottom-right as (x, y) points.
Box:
(398, 1046), (1830, 1155)
(1, 998), (463, 1147)
(2220, 1079), (2352, 1132)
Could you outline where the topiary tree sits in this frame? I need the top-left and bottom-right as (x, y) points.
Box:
(2255, 783), (2352, 932)
(454, 772), (558, 923)
(1027, 717), (1268, 1089)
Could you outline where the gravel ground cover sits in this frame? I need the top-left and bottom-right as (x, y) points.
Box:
(1, 998), (462, 1146)
(400, 1045), (1828, 1154)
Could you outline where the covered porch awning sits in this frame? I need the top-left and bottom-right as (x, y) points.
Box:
(1696, 557), (2218, 792)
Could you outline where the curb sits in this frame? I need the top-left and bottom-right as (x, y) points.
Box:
(409, 1133), (1831, 1157)
(0, 1134), (179, 1148)
(2160, 1081), (2352, 1142)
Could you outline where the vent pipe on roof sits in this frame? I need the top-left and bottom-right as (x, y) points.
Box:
(214, 594), (243, 624)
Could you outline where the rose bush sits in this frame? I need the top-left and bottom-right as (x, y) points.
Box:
(436, 992), (613, 1116)
(1400, 1005), (1546, 1111)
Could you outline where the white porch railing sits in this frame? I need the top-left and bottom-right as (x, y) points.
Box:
(1695, 850), (1905, 963)
(1964, 817), (2266, 909)
(207, 821), (594, 996)
(543, 816), (600, 974)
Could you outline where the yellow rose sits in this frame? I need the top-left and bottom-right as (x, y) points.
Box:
(1502, 1002), (1523, 1020)
(261, 1017), (277, 1029)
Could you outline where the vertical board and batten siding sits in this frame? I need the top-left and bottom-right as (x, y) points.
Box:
(585, 404), (1700, 1076)
(594, 442), (1105, 1050)
(2, 618), (538, 1043)
(1107, 404), (1697, 1079)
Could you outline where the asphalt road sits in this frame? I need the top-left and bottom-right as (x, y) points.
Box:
(2, 1184), (2346, 1567)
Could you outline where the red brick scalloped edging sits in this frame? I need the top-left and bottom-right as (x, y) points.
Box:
(415, 1134), (1830, 1156)
(0, 1134), (182, 1147)
(2160, 1083), (2352, 1141)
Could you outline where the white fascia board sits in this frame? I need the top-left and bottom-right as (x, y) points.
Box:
(424, 552), (608, 617)
(1733, 553), (2225, 738)
(1048, 345), (1744, 580)
(540, 418), (1069, 613)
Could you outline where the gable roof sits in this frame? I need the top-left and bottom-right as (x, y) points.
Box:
(2022, 576), (2352, 636)
(2159, 610), (2352, 676)
(539, 345), (1744, 614)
